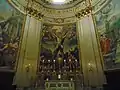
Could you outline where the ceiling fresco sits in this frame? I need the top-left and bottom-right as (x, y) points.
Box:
(95, 0), (120, 69)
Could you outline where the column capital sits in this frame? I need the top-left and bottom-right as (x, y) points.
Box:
(76, 15), (105, 87)
(75, 6), (92, 19)
(26, 7), (44, 20)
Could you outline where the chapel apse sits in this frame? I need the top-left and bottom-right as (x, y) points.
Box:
(38, 23), (80, 73)
(0, 0), (25, 70)
(95, 0), (120, 69)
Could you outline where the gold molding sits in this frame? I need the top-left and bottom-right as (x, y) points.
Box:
(91, 14), (105, 70)
(14, 15), (27, 71)
(76, 21), (84, 75)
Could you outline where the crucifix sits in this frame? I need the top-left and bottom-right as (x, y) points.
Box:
(47, 25), (71, 59)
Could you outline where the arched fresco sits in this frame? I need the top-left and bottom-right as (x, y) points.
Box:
(0, 0), (24, 70)
(95, 0), (120, 69)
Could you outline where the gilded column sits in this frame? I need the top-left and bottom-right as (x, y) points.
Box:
(14, 15), (42, 87)
(76, 12), (105, 87)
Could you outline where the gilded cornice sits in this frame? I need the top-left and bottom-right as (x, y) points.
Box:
(43, 16), (76, 25)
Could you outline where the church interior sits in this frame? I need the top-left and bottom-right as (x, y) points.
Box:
(0, 0), (120, 90)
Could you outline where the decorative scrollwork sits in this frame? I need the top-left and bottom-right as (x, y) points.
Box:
(75, 6), (92, 19)
(54, 18), (64, 23)
(26, 7), (44, 20)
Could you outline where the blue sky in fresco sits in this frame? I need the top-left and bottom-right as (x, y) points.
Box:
(0, 0), (12, 12)
(95, 0), (120, 25)
(112, 0), (120, 14)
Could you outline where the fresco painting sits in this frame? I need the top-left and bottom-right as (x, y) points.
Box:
(0, 0), (24, 69)
(95, 0), (120, 69)
(38, 24), (80, 72)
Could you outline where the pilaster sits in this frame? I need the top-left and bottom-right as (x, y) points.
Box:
(76, 13), (105, 87)
(14, 15), (42, 87)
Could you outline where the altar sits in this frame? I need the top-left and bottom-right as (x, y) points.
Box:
(45, 80), (75, 90)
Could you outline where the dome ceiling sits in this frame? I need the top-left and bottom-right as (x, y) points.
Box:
(8, 0), (110, 24)
(35, 0), (83, 9)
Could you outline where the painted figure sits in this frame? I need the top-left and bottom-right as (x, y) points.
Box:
(100, 34), (111, 55)
(39, 24), (80, 72)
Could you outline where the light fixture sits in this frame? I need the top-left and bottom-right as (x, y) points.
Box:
(58, 74), (61, 79)
(25, 64), (31, 72)
(88, 63), (93, 72)
(52, 0), (66, 4)
(46, 78), (49, 81)
(88, 63), (91, 66)
(70, 78), (73, 81)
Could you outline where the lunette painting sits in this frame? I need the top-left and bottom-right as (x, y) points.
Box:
(0, 0), (24, 70)
(38, 24), (80, 73)
(95, 0), (120, 69)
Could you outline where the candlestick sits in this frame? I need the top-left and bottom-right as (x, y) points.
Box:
(53, 60), (56, 72)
